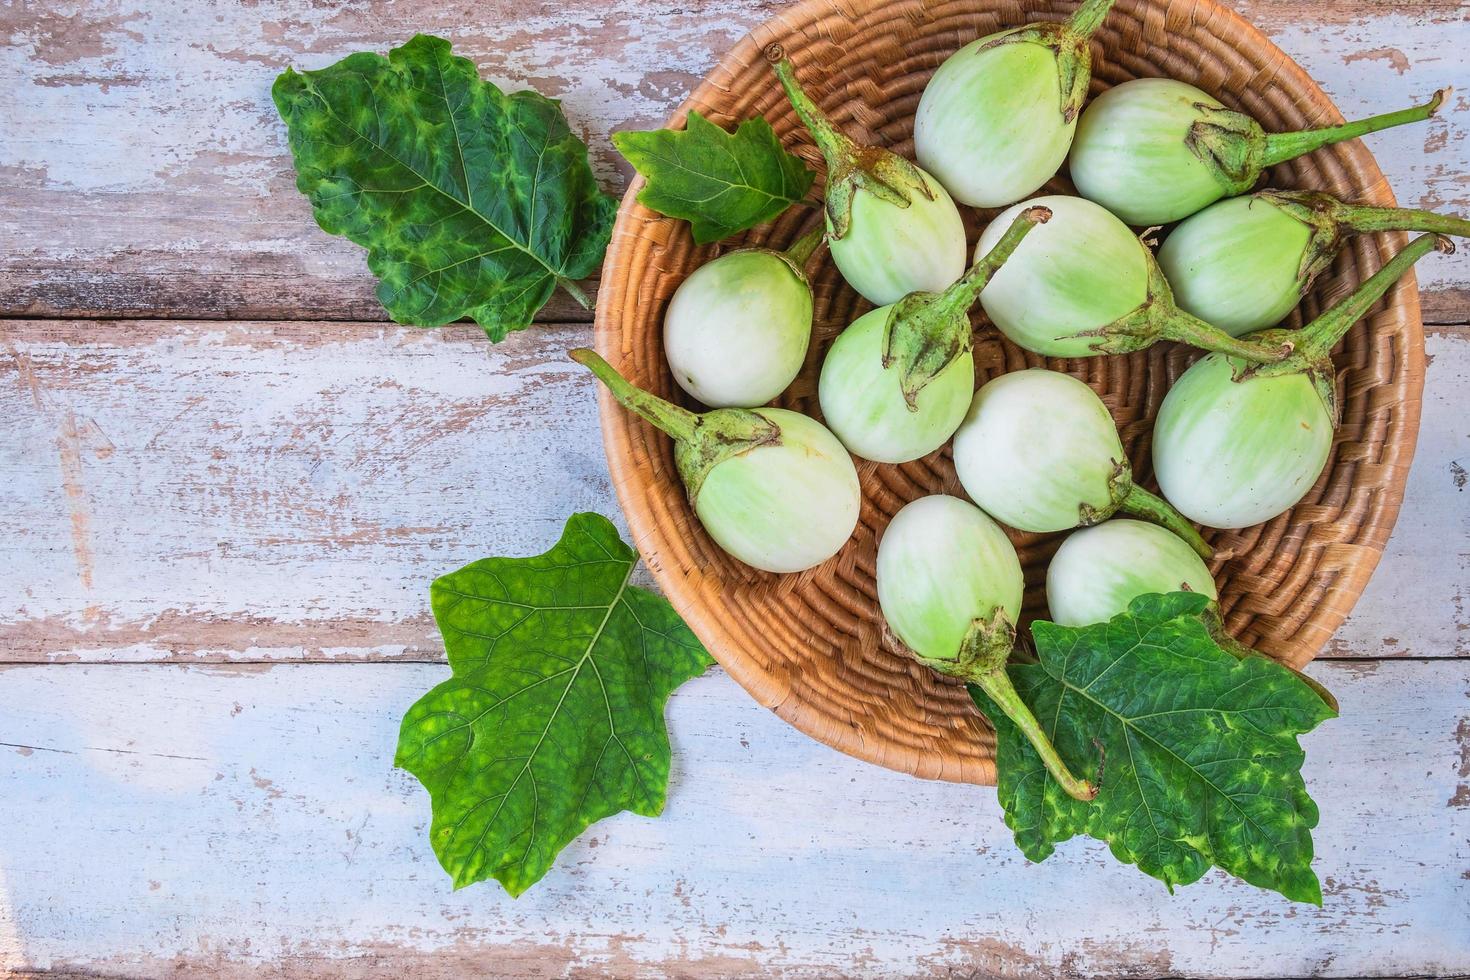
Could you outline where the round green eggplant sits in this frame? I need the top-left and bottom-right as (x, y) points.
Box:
(876, 495), (1023, 662)
(818, 306), (973, 463)
(1159, 190), (1470, 337)
(570, 349), (859, 573)
(1071, 77), (1444, 226)
(914, 0), (1114, 207)
(695, 407), (862, 572)
(1153, 232), (1449, 528)
(826, 169), (968, 305)
(953, 368), (1210, 556)
(976, 195), (1289, 363)
(664, 245), (813, 407)
(772, 53), (966, 305)
(1046, 519), (1215, 627)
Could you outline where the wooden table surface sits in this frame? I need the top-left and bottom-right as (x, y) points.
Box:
(2, 1), (1468, 976)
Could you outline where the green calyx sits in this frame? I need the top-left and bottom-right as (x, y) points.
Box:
(880, 206), (1051, 408)
(1262, 187), (1470, 291)
(1078, 459), (1214, 560)
(973, 0), (1115, 122)
(768, 46), (934, 240)
(1081, 244), (1294, 363)
(1184, 103), (1267, 198)
(1187, 91), (1445, 198)
(1242, 232), (1453, 422)
(915, 608), (1098, 802)
(569, 348), (781, 501)
(765, 222), (826, 285)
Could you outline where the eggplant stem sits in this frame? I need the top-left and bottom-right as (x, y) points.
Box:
(767, 51), (857, 171)
(1290, 232), (1451, 363)
(1261, 90), (1445, 168)
(974, 669), (1098, 802)
(1335, 202), (1470, 239)
(569, 348), (700, 442)
(1120, 485), (1214, 560)
(1064, 0), (1116, 39)
(927, 206), (1053, 321)
(881, 207), (1049, 405)
(961, 206), (1051, 300)
(1157, 306), (1294, 363)
(782, 223), (826, 269)
(923, 613), (1097, 802)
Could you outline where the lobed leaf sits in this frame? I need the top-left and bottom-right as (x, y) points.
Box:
(972, 592), (1336, 904)
(395, 513), (713, 895)
(273, 34), (616, 340)
(613, 111), (815, 244)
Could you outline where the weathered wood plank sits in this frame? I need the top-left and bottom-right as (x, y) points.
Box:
(4, 318), (1467, 664)
(2, 1), (1467, 324)
(0, 659), (1465, 978)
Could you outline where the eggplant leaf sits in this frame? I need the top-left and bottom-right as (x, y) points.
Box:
(395, 513), (713, 896)
(972, 592), (1335, 904)
(273, 34), (616, 341)
(613, 111), (815, 244)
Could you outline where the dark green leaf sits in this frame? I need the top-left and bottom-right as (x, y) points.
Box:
(273, 34), (616, 341)
(395, 513), (713, 895)
(972, 592), (1336, 904)
(613, 111), (815, 244)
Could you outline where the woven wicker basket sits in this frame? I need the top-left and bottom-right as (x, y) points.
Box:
(592, 0), (1425, 784)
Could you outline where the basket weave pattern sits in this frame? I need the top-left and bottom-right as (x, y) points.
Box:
(592, 0), (1425, 784)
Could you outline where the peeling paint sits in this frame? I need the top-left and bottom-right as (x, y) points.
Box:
(1, 1), (1469, 322)
(0, 662), (1467, 975)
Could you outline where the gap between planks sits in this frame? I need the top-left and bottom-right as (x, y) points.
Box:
(0, 654), (1461, 668)
(4, 317), (1469, 665)
(3, 292), (1469, 328)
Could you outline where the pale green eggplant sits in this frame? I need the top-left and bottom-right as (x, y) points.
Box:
(1153, 233), (1450, 529)
(664, 226), (823, 407)
(976, 195), (1290, 363)
(876, 495), (1095, 801)
(1070, 77), (1444, 225)
(914, 0), (1115, 207)
(570, 349), (859, 572)
(819, 208), (1048, 462)
(1045, 519), (1215, 627)
(1159, 190), (1470, 337)
(771, 50), (967, 305)
(952, 368), (1211, 558)
(1045, 521), (1340, 709)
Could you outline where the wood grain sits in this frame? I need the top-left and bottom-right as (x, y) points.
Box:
(3, 318), (1467, 665)
(3, 0), (1468, 973)
(0, 659), (1465, 978)
(1, 0), (1467, 324)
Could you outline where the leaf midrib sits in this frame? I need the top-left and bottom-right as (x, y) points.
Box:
(299, 65), (568, 284)
(446, 559), (636, 880)
(1046, 633), (1294, 854)
(636, 144), (798, 205)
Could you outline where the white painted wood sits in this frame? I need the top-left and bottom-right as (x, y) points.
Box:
(3, 1), (1468, 974)
(0, 321), (614, 660)
(0, 660), (1465, 977)
(1, 0), (1468, 322)
(3, 320), (1467, 663)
